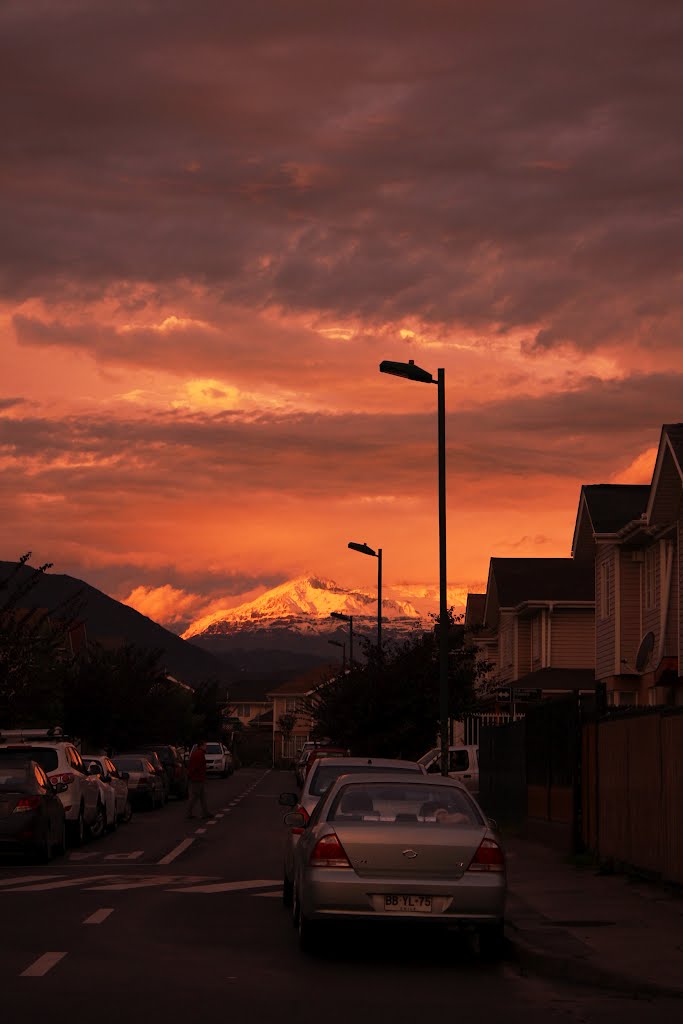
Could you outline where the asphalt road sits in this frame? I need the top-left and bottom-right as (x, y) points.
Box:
(1, 768), (680, 1024)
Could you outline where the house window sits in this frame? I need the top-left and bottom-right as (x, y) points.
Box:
(284, 698), (299, 714)
(531, 617), (541, 661)
(599, 559), (611, 619)
(644, 547), (657, 610)
(233, 704), (251, 718)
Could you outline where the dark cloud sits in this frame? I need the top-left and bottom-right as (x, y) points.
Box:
(1, 1), (682, 352)
(0, 398), (25, 411)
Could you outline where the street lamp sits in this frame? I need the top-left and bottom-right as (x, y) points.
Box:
(330, 611), (353, 667)
(348, 541), (382, 655)
(380, 358), (449, 777)
(327, 638), (346, 672)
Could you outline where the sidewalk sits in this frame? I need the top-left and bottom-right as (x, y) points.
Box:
(504, 835), (683, 998)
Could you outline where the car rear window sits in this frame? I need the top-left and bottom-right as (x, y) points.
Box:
(0, 766), (30, 789)
(113, 758), (144, 772)
(310, 764), (421, 797)
(0, 746), (59, 772)
(205, 743), (222, 753)
(328, 783), (483, 825)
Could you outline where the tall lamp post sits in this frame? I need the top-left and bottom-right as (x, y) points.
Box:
(327, 638), (346, 672)
(379, 358), (449, 777)
(348, 541), (382, 656)
(330, 611), (353, 667)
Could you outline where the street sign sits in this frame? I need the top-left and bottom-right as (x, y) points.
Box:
(512, 688), (542, 701)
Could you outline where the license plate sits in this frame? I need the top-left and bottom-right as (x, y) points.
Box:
(384, 895), (432, 913)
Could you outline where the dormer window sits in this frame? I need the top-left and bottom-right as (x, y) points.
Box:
(599, 559), (611, 619)
(644, 547), (657, 610)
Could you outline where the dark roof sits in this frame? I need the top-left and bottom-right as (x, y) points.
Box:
(464, 594), (486, 628)
(268, 664), (335, 697)
(663, 424), (683, 475)
(582, 484), (650, 534)
(512, 668), (596, 691)
(490, 558), (594, 607)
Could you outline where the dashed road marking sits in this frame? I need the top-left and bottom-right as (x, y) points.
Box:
(83, 908), (114, 925)
(104, 851), (145, 862)
(195, 828), (206, 834)
(158, 838), (194, 865)
(0, 875), (61, 887)
(20, 952), (67, 977)
(170, 878), (281, 894)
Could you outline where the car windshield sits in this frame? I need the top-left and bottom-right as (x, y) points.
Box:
(205, 743), (222, 753)
(310, 764), (421, 797)
(0, 746), (59, 772)
(113, 758), (145, 772)
(327, 782), (483, 825)
(85, 759), (104, 773)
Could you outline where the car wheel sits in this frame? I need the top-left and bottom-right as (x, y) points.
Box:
(478, 922), (505, 962)
(69, 806), (86, 847)
(35, 827), (52, 864)
(282, 874), (293, 908)
(90, 802), (106, 840)
(108, 805), (118, 832)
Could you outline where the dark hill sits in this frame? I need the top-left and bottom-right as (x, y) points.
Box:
(0, 560), (231, 687)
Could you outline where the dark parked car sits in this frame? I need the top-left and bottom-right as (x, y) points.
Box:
(128, 745), (188, 799)
(121, 748), (170, 802)
(0, 758), (67, 862)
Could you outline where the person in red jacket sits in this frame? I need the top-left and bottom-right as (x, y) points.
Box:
(187, 739), (210, 819)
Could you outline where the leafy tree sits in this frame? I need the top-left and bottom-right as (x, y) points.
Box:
(304, 609), (490, 759)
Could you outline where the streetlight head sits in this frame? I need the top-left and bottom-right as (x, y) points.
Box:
(379, 358), (434, 384)
(348, 541), (377, 558)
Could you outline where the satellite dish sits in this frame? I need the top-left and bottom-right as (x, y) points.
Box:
(635, 631), (655, 673)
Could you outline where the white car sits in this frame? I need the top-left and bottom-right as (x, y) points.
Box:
(202, 742), (234, 777)
(82, 754), (133, 827)
(417, 745), (480, 794)
(0, 733), (105, 844)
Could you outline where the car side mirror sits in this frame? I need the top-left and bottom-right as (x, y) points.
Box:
(88, 763), (101, 776)
(283, 811), (307, 829)
(120, 771), (130, 780)
(54, 782), (68, 794)
(488, 817), (498, 831)
(279, 792), (298, 807)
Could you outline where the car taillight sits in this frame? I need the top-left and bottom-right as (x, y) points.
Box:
(310, 833), (351, 868)
(13, 796), (42, 813)
(49, 773), (75, 786)
(468, 838), (505, 872)
(290, 806), (309, 836)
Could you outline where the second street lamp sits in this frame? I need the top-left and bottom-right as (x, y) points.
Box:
(348, 541), (382, 656)
(379, 358), (449, 777)
(330, 611), (353, 667)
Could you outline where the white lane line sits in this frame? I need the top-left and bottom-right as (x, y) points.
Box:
(20, 952), (67, 977)
(83, 908), (114, 925)
(104, 851), (144, 862)
(221, 807), (230, 811)
(170, 878), (281, 894)
(206, 820), (217, 826)
(195, 828), (206, 835)
(157, 838), (194, 865)
(215, 813), (224, 818)
(0, 875), (62, 888)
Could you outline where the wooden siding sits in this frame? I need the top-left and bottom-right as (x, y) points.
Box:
(497, 613), (515, 682)
(550, 610), (594, 669)
(665, 538), (679, 657)
(595, 545), (616, 681)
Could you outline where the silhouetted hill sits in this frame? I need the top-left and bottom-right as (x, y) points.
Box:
(0, 561), (231, 687)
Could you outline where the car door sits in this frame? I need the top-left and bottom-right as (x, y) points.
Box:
(105, 758), (126, 814)
(71, 747), (99, 820)
(35, 763), (61, 837)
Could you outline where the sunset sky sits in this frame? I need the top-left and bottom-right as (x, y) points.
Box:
(1, 1), (682, 632)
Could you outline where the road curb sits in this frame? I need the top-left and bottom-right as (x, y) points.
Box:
(505, 922), (683, 1000)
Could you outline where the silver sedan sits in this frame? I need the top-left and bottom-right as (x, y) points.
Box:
(286, 773), (506, 959)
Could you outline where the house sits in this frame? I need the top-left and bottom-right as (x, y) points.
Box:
(464, 593), (498, 678)
(268, 664), (334, 764)
(481, 557), (595, 706)
(574, 424), (683, 706)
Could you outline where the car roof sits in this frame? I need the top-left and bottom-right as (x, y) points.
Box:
(325, 772), (469, 790)
(311, 757), (422, 769)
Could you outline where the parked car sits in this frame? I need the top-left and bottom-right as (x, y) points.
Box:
(82, 754), (133, 825)
(0, 733), (105, 845)
(280, 756), (427, 907)
(417, 745), (480, 794)
(0, 757), (67, 862)
(136, 744), (188, 799)
(121, 749), (169, 802)
(285, 773), (506, 958)
(111, 756), (164, 810)
(200, 742), (233, 777)
(299, 747), (349, 787)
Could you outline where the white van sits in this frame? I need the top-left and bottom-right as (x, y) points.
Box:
(417, 745), (479, 794)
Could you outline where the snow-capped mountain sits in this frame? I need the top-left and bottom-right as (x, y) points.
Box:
(182, 575), (423, 640)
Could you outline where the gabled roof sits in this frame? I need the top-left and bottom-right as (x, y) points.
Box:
(267, 664), (334, 697)
(580, 484), (651, 534)
(663, 424), (683, 476)
(485, 558), (594, 622)
(644, 423), (683, 525)
(464, 594), (486, 629)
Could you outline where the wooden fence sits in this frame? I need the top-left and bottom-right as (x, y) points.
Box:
(582, 708), (683, 885)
